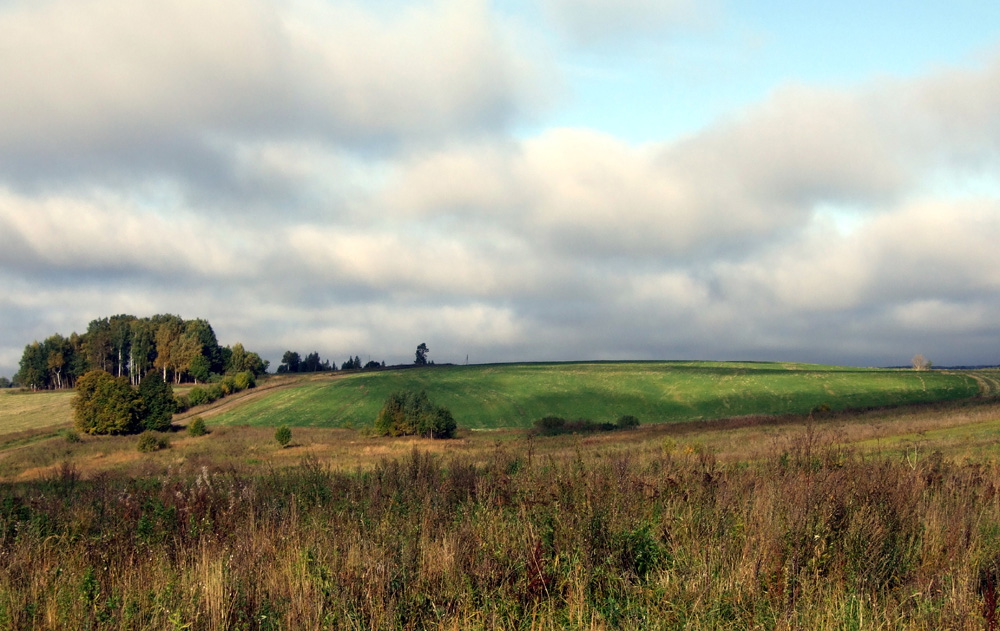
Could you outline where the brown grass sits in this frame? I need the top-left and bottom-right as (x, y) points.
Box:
(4, 395), (1000, 628)
(3, 396), (1000, 483)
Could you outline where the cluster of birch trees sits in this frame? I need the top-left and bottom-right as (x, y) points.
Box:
(15, 314), (267, 390)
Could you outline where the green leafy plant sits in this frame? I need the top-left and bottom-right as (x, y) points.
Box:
(187, 416), (207, 437)
(275, 425), (292, 448)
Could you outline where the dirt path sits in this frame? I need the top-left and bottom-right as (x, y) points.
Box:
(943, 370), (1000, 397)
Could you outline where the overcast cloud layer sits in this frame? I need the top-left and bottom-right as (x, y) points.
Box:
(2, 0), (1000, 376)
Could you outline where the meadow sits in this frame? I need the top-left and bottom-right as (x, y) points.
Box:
(0, 389), (76, 433)
(201, 362), (989, 429)
(4, 363), (1000, 629)
(3, 399), (1000, 629)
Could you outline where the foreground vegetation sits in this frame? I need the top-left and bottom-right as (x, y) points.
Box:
(4, 397), (1000, 628)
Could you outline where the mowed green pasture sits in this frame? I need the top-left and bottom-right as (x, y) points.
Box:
(206, 361), (986, 429)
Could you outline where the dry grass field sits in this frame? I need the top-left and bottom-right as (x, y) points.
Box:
(0, 390), (74, 433)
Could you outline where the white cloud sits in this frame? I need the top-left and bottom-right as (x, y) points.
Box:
(0, 0), (552, 186)
(0, 189), (257, 278)
(541, 0), (707, 45)
(2, 13), (1000, 377)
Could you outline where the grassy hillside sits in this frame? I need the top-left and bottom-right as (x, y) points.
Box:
(204, 361), (985, 429)
(0, 389), (74, 432)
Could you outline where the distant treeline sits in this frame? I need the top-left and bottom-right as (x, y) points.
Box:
(14, 314), (267, 390)
(276, 351), (385, 374)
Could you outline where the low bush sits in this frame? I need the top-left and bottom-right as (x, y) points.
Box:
(534, 416), (567, 435)
(187, 417), (207, 437)
(275, 425), (291, 447)
(534, 415), (639, 436)
(617, 414), (640, 430)
(136, 431), (169, 453)
(207, 384), (224, 402)
(187, 386), (208, 407)
(234, 371), (256, 391)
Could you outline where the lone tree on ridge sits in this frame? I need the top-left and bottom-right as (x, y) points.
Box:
(415, 343), (429, 366)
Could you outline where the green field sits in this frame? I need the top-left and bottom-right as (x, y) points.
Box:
(205, 361), (986, 429)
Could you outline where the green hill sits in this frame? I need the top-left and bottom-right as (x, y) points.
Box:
(205, 361), (986, 429)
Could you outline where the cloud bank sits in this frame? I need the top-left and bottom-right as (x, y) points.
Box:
(1, 0), (999, 377)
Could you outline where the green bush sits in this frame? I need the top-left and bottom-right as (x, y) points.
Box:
(73, 369), (143, 435)
(136, 431), (169, 453)
(534, 416), (567, 435)
(374, 390), (457, 439)
(187, 417), (207, 437)
(187, 387), (208, 407)
(617, 414), (640, 430)
(533, 415), (632, 436)
(234, 371), (255, 391)
(275, 425), (292, 448)
(207, 384), (224, 402)
(62, 429), (81, 443)
(139, 373), (175, 432)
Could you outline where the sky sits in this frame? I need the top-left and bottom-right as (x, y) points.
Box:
(2, 0), (1000, 377)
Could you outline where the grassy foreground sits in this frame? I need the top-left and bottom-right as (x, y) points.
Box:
(4, 398), (1000, 628)
(203, 362), (987, 430)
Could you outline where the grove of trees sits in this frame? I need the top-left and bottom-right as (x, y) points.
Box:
(277, 350), (333, 374)
(72, 370), (178, 435)
(15, 314), (268, 390)
(277, 351), (386, 374)
(374, 390), (456, 439)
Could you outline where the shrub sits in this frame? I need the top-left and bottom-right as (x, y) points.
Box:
(220, 376), (237, 396)
(534, 416), (567, 435)
(62, 429), (81, 443)
(206, 384), (224, 403)
(275, 425), (292, 447)
(138, 373), (175, 431)
(534, 416), (629, 436)
(73, 369), (143, 435)
(187, 387), (208, 407)
(234, 371), (255, 391)
(374, 390), (457, 439)
(187, 417), (207, 437)
(174, 395), (190, 413)
(136, 431), (169, 453)
(617, 414), (640, 430)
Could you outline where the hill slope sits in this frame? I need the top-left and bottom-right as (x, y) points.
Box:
(204, 361), (985, 429)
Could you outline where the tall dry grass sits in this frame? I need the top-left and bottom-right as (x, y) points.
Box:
(3, 433), (1000, 629)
